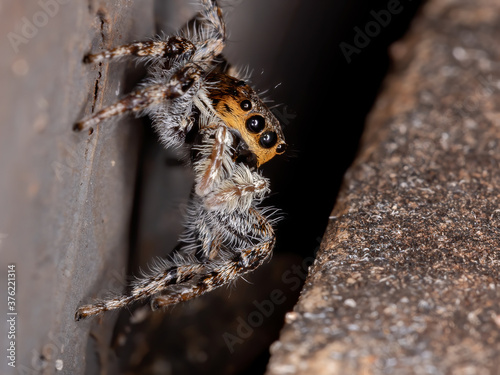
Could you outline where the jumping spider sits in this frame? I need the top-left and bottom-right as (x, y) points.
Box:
(75, 0), (286, 320)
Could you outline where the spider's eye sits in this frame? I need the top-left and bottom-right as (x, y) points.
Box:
(246, 115), (265, 133)
(240, 100), (252, 111)
(259, 131), (278, 149)
(276, 143), (287, 154)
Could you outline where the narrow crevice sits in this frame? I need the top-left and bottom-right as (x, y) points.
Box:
(89, 9), (107, 114)
(96, 8), (107, 42)
(90, 69), (101, 113)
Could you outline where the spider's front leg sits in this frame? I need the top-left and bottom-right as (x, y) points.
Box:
(74, 64), (201, 132)
(83, 36), (196, 64)
(84, 0), (226, 65)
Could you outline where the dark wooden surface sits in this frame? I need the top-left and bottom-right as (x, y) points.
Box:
(267, 0), (500, 374)
(0, 1), (154, 373)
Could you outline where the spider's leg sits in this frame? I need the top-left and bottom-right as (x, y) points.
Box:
(203, 167), (269, 211)
(74, 261), (208, 320)
(191, 0), (226, 60)
(200, 0), (226, 39)
(84, 1), (227, 64)
(74, 65), (202, 132)
(74, 84), (166, 131)
(84, 37), (196, 64)
(75, 207), (275, 320)
(151, 207), (275, 309)
(194, 126), (233, 196)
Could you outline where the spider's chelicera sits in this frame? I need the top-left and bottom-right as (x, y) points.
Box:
(74, 0), (286, 320)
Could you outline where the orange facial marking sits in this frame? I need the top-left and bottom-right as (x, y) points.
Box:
(206, 73), (286, 167)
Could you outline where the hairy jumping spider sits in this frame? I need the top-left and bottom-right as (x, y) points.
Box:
(74, 0), (286, 320)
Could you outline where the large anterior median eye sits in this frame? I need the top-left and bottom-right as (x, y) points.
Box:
(259, 131), (278, 148)
(246, 115), (265, 133)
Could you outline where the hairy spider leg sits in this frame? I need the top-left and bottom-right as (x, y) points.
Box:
(200, 0), (226, 38)
(75, 0), (227, 133)
(151, 209), (275, 309)
(83, 37), (197, 64)
(73, 65), (202, 132)
(83, 1), (226, 65)
(74, 207), (275, 320)
(192, 0), (226, 59)
(74, 262), (207, 320)
(195, 126), (232, 196)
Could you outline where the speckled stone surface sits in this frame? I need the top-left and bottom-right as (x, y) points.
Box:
(266, 0), (500, 374)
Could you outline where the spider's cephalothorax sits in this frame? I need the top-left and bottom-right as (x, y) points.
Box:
(74, 0), (286, 320)
(203, 72), (286, 167)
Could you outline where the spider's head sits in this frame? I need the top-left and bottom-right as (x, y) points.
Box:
(206, 73), (286, 167)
